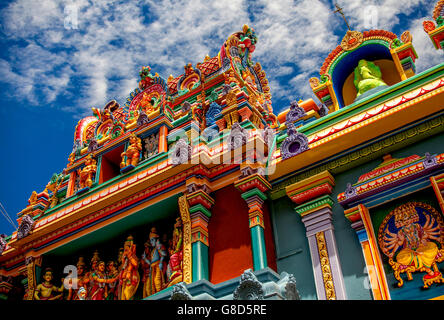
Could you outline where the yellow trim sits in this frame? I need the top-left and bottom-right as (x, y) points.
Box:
(357, 204), (391, 300)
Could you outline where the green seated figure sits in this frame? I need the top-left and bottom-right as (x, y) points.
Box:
(354, 59), (387, 98)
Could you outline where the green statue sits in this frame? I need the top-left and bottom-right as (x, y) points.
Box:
(354, 59), (387, 98)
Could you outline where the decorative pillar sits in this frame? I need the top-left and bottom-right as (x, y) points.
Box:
(234, 172), (271, 271)
(285, 170), (347, 300)
(23, 255), (42, 300)
(185, 179), (214, 282)
(430, 173), (444, 213)
(344, 205), (390, 300)
(159, 125), (169, 153)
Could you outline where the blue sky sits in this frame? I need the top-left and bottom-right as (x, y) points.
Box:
(0, 0), (442, 236)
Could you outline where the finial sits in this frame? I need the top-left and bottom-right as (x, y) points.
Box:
(333, 3), (351, 31)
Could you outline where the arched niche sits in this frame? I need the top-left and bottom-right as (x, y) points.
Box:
(329, 41), (400, 108)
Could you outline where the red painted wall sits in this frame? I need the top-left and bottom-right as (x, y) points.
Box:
(208, 184), (278, 284)
(209, 184), (253, 284)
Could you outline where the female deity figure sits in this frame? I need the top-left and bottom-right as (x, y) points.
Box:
(118, 236), (140, 300)
(353, 59), (387, 98)
(83, 250), (100, 299)
(106, 261), (119, 300)
(34, 268), (64, 300)
(66, 257), (87, 300)
(166, 217), (184, 287)
(382, 203), (442, 282)
(77, 154), (97, 189)
(141, 227), (168, 296)
(120, 133), (142, 168)
(89, 261), (118, 300)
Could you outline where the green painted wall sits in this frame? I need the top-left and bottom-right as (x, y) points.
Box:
(270, 129), (443, 300)
(268, 196), (317, 300)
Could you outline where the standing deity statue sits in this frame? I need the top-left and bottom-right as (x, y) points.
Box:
(354, 59), (387, 98)
(89, 261), (118, 300)
(34, 268), (64, 300)
(120, 133), (142, 168)
(118, 236), (140, 300)
(141, 227), (168, 296)
(106, 261), (119, 300)
(77, 154), (97, 189)
(66, 257), (87, 300)
(83, 250), (100, 299)
(166, 217), (184, 287)
(140, 240), (153, 298)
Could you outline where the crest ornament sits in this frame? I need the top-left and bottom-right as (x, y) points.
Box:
(285, 101), (306, 124)
(340, 30), (364, 51)
(171, 139), (192, 165)
(17, 214), (35, 240)
(170, 282), (192, 300)
(228, 122), (247, 150)
(280, 123), (309, 160)
(233, 269), (264, 300)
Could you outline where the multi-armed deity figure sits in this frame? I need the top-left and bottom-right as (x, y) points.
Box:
(118, 236), (140, 300)
(77, 154), (97, 190)
(120, 133), (142, 168)
(34, 268), (65, 300)
(382, 202), (442, 286)
(141, 227), (168, 297)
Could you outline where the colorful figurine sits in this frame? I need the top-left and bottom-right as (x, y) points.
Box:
(120, 133), (142, 168)
(34, 268), (64, 300)
(353, 59), (387, 98)
(141, 227), (168, 296)
(166, 217), (184, 287)
(106, 261), (119, 300)
(66, 257), (87, 300)
(118, 236), (139, 300)
(77, 154), (97, 189)
(90, 261), (118, 300)
(381, 203), (443, 288)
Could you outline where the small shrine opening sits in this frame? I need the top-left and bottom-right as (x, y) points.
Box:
(99, 144), (125, 184)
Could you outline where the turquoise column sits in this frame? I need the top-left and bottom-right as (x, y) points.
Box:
(250, 225), (267, 270)
(235, 173), (272, 272)
(186, 189), (214, 282)
(192, 241), (209, 281)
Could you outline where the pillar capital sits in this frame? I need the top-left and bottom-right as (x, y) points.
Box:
(286, 170), (334, 205)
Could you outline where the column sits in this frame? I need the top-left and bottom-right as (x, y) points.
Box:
(344, 205), (390, 300)
(234, 172), (271, 271)
(286, 170), (347, 300)
(23, 255), (42, 300)
(185, 179), (214, 282)
(430, 173), (444, 213)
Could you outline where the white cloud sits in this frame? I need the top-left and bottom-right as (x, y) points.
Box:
(0, 0), (442, 117)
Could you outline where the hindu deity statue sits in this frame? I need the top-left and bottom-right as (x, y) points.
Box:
(66, 256), (87, 300)
(353, 59), (387, 98)
(120, 133), (142, 168)
(34, 268), (64, 300)
(166, 217), (184, 287)
(382, 203), (442, 284)
(89, 261), (118, 300)
(141, 227), (168, 296)
(140, 240), (153, 298)
(83, 250), (100, 299)
(77, 154), (97, 189)
(106, 261), (119, 300)
(118, 236), (140, 300)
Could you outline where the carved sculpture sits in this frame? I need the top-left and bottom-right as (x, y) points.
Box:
(77, 154), (97, 189)
(34, 268), (64, 300)
(120, 133), (142, 168)
(233, 269), (264, 300)
(171, 139), (192, 165)
(170, 282), (192, 300)
(17, 214), (35, 240)
(280, 123), (309, 160)
(354, 59), (387, 98)
(118, 236), (140, 300)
